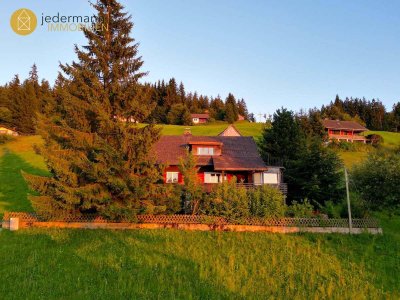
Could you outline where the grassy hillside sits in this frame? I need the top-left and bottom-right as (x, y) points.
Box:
(0, 135), (399, 298)
(156, 121), (264, 137)
(364, 130), (400, 148)
(338, 131), (400, 168)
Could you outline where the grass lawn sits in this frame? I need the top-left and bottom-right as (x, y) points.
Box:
(0, 135), (399, 298)
(0, 219), (398, 299)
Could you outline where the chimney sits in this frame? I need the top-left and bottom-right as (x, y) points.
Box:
(184, 127), (192, 136)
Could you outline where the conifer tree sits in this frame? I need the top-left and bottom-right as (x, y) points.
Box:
(224, 93), (239, 123)
(24, 0), (162, 220)
(8, 75), (38, 134)
(237, 98), (248, 119)
(0, 86), (12, 126)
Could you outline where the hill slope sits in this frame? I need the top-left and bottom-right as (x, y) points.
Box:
(157, 122), (264, 137)
(0, 135), (399, 298)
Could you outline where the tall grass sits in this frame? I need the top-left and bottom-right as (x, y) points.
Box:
(0, 223), (399, 299)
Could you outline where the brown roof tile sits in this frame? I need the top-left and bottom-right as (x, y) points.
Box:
(153, 135), (267, 170)
(322, 119), (368, 131)
(191, 114), (210, 119)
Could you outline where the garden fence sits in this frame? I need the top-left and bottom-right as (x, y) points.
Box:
(2, 212), (380, 228)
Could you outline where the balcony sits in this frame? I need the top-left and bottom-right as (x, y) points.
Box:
(328, 134), (367, 143)
(203, 183), (288, 195)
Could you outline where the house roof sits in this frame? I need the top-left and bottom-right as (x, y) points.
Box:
(322, 119), (368, 131)
(191, 113), (210, 119)
(218, 125), (242, 137)
(152, 135), (267, 171)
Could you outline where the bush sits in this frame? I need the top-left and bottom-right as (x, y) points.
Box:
(201, 179), (249, 223)
(248, 185), (286, 218)
(201, 180), (287, 222)
(322, 195), (370, 219)
(366, 134), (384, 147)
(286, 199), (314, 218)
(0, 134), (15, 144)
(151, 184), (183, 214)
(328, 140), (369, 152)
(352, 149), (400, 210)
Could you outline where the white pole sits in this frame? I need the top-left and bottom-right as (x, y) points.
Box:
(345, 168), (352, 233)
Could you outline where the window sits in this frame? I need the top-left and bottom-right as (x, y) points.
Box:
(197, 147), (214, 155)
(193, 118), (199, 123)
(204, 172), (227, 183)
(166, 172), (179, 183)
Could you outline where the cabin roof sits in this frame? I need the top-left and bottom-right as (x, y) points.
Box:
(190, 114), (210, 119)
(322, 119), (368, 131)
(152, 135), (267, 171)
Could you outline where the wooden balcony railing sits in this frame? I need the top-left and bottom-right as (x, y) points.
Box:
(203, 183), (288, 195)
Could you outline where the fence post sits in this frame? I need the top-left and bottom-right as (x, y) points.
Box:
(10, 217), (19, 231)
(345, 168), (353, 234)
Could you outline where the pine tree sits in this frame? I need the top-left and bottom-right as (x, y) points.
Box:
(0, 86), (12, 125)
(24, 0), (162, 220)
(224, 93), (239, 123)
(209, 95), (225, 120)
(7, 75), (37, 134)
(178, 82), (186, 104)
(237, 98), (248, 119)
(259, 108), (304, 162)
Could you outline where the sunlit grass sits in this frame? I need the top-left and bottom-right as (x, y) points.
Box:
(153, 121), (264, 137)
(0, 220), (399, 299)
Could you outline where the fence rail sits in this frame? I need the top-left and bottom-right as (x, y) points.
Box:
(2, 212), (380, 228)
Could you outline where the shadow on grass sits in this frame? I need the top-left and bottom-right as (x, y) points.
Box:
(0, 150), (50, 215)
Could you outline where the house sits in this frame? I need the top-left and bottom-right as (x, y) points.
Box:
(322, 119), (368, 143)
(238, 114), (245, 121)
(218, 124), (242, 137)
(153, 131), (287, 193)
(114, 115), (138, 123)
(191, 113), (209, 124)
(0, 126), (18, 136)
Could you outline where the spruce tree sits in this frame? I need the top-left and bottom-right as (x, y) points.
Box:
(24, 0), (162, 220)
(224, 93), (239, 123)
(237, 98), (248, 119)
(259, 108), (305, 162)
(8, 75), (38, 134)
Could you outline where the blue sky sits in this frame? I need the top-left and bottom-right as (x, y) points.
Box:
(1, 0), (400, 118)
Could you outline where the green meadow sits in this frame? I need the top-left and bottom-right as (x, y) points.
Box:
(338, 130), (400, 167)
(0, 132), (399, 299)
(155, 121), (265, 137)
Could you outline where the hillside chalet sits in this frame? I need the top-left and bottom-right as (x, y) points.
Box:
(153, 131), (286, 194)
(191, 114), (210, 124)
(323, 119), (368, 143)
(0, 126), (18, 136)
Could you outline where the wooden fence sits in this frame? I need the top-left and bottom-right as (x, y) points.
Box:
(2, 212), (382, 234)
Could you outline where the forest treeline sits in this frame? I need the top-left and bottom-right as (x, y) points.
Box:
(1, 68), (399, 134)
(0, 68), (251, 134)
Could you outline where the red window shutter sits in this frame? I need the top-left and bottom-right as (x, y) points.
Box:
(163, 172), (167, 183)
(178, 172), (183, 184)
(198, 173), (205, 183)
